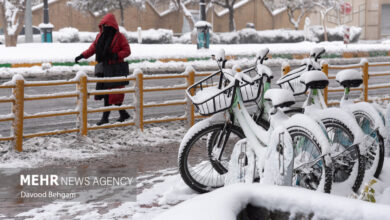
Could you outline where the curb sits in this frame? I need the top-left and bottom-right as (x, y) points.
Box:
(1, 50), (389, 68)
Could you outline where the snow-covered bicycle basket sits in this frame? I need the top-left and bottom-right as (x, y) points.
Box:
(239, 67), (263, 102)
(186, 70), (235, 116)
(186, 69), (262, 116)
(277, 70), (307, 96)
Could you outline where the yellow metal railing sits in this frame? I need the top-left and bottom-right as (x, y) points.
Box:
(0, 68), (202, 151)
(3, 60), (390, 152)
(283, 60), (390, 106)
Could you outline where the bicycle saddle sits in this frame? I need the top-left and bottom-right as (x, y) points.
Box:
(264, 89), (295, 108)
(299, 70), (329, 89)
(336, 69), (363, 88)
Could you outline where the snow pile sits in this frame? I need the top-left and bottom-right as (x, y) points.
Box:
(155, 182), (390, 220)
(56, 27), (80, 43)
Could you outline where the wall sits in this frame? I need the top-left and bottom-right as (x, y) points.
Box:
(208, 0), (305, 32)
(30, 0), (183, 32)
(2, 0), (307, 35)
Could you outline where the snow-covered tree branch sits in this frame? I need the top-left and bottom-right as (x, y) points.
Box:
(70, 0), (145, 27)
(212, 0), (236, 31)
(313, 0), (342, 41)
(0, 0), (26, 47)
(285, 0), (314, 30)
(171, 0), (196, 31)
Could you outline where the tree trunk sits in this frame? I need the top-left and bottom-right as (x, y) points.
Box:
(119, 0), (124, 27)
(323, 20), (328, 42)
(228, 7), (235, 32)
(180, 1), (195, 30)
(0, 2), (26, 47)
(5, 35), (18, 47)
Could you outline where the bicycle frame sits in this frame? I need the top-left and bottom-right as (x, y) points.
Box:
(226, 76), (294, 185)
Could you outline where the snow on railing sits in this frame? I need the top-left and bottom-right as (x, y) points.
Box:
(0, 67), (200, 151)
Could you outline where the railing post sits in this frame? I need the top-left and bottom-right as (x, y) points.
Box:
(322, 63), (329, 105)
(362, 60), (369, 102)
(185, 66), (195, 128)
(12, 75), (25, 152)
(134, 69), (144, 131)
(282, 63), (290, 75)
(76, 72), (88, 136)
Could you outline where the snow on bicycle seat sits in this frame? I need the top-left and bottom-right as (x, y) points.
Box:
(336, 69), (363, 88)
(264, 89), (295, 108)
(299, 70), (329, 89)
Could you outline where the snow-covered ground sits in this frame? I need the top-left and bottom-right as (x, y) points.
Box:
(0, 121), (389, 219)
(0, 122), (186, 169)
(1, 41), (390, 65)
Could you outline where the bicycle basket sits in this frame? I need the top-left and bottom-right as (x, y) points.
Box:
(276, 67), (307, 96)
(186, 70), (236, 116)
(239, 67), (262, 102)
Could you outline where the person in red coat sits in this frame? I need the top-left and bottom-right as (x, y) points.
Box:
(75, 13), (131, 125)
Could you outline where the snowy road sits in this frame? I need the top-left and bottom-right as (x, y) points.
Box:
(0, 64), (389, 137)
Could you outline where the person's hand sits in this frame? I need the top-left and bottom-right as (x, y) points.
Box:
(75, 54), (84, 63)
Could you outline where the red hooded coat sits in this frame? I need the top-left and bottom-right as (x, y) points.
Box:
(82, 14), (131, 105)
(82, 13), (131, 64)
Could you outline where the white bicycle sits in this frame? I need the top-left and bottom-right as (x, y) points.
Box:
(178, 50), (333, 193)
(281, 47), (385, 180)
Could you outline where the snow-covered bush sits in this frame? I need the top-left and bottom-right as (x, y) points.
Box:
(78, 32), (97, 42)
(239, 28), (259, 43)
(57, 27), (80, 43)
(174, 32), (191, 44)
(209, 31), (221, 44)
(127, 28), (173, 44)
(218, 32), (240, 44)
(53, 25), (360, 44)
(308, 25), (361, 43)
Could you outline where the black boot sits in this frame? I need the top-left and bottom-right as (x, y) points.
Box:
(117, 110), (130, 122)
(97, 111), (110, 125)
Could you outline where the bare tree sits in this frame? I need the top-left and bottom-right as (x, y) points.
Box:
(70, 0), (145, 27)
(212, 0), (237, 32)
(313, 0), (342, 41)
(171, 0), (195, 31)
(285, 0), (314, 30)
(0, 0), (27, 47)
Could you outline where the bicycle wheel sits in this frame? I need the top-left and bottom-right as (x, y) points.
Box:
(321, 119), (365, 193)
(354, 111), (385, 178)
(178, 123), (245, 193)
(285, 126), (332, 193)
(207, 125), (245, 174)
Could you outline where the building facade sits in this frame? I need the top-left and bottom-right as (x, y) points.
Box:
(308, 0), (390, 40)
(25, 0), (301, 34)
(9, 0), (389, 39)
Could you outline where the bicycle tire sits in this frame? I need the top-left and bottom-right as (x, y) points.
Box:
(257, 118), (332, 194)
(287, 127), (332, 193)
(321, 118), (365, 193)
(179, 119), (332, 193)
(178, 123), (245, 193)
(353, 111), (385, 178)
